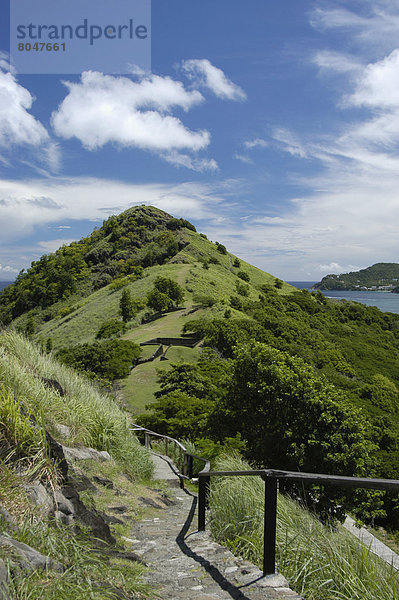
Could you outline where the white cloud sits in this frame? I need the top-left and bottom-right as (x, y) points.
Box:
(313, 51), (362, 74)
(38, 239), (77, 252)
(349, 49), (399, 109)
(181, 59), (246, 101)
(0, 177), (228, 246)
(0, 264), (19, 275)
(317, 262), (360, 275)
(163, 151), (218, 172)
(272, 128), (308, 158)
(0, 67), (48, 148)
(234, 154), (253, 164)
(52, 71), (209, 157)
(243, 138), (268, 149)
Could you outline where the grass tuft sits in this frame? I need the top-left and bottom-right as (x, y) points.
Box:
(0, 330), (153, 480)
(209, 454), (399, 600)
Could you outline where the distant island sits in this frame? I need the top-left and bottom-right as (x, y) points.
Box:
(314, 262), (399, 293)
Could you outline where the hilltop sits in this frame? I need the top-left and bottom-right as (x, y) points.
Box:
(314, 262), (399, 291)
(0, 204), (292, 343)
(2, 204), (399, 531)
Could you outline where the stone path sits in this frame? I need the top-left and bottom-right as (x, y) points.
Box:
(344, 516), (399, 570)
(128, 454), (303, 600)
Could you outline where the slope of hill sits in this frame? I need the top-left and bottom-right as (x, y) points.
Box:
(0, 205), (293, 347)
(2, 204), (399, 527)
(315, 263), (399, 290)
(0, 330), (155, 598)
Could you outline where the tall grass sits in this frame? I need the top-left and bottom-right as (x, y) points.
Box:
(209, 455), (399, 600)
(0, 331), (153, 480)
(5, 517), (150, 600)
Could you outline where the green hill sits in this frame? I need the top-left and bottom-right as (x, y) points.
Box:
(315, 262), (399, 290)
(2, 205), (399, 529)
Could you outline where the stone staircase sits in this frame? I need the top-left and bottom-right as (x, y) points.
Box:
(128, 454), (303, 599)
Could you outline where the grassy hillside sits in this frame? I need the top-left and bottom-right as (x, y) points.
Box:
(0, 330), (158, 598)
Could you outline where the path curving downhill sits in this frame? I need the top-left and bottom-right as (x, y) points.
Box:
(129, 454), (303, 600)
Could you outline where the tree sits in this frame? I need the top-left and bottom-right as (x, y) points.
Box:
(211, 342), (379, 521)
(147, 289), (171, 312)
(57, 340), (141, 380)
(119, 289), (134, 322)
(154, 277), (184, 306)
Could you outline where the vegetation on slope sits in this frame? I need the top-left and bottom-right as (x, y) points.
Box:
(209, 455), (399, 600)
(141, 284), (399, 525)
(315, 262), (399, 290)
(0, 330), (153, 479)
(0, 330), (156, 598)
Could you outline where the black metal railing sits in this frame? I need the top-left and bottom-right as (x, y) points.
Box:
(130, 423), (210, 488)
(131, 424), (399, 578)
(198, 467), (399, 576)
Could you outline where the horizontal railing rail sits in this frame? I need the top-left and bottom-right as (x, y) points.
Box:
(198, 467), (399, 576)
(130, 423), (209, 487)
(130, 424), (399, 578)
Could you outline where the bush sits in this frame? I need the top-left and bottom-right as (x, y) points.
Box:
(237, 270), (250, 282)
(96, 319), (126, 339)
(57, 340), (141, 380)
(216, 242), (227, 255)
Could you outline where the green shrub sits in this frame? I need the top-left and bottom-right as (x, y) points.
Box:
(96, 319), (126, 339)
(237, 270), (250, 282)
(57, 340), (141, 380)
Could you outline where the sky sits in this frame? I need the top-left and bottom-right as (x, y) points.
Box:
(1, 0), (399, 281)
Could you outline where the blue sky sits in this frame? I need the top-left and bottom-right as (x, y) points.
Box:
(1, 0), (399, 280)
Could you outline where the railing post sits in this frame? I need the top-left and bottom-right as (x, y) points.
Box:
(198, 474), (210, 531)
(165, 438), (169, 456)
(263, 474), (277, 576)
(187, 454), (194, 479)
(144, 432), (150, 448)
(183, 453), (188, 477)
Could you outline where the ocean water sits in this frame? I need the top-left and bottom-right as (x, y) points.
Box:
(287, 281), (399, 315)
(0, 281), (12, 292)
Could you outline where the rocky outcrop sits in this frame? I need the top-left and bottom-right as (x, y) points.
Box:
(0, 534), (64, 573)
(62, 446), (111, 462)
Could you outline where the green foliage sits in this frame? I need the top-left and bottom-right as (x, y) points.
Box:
(235, 281), (249, 297)
(166, 217), (196, 231)
(211, 342), (378, 521)
(146, 276), (185, 312)
(139, 391), (213, 439)
(154, 276), (184, 305)
(57, 339), (141, 381)
(0, 386), (54, 482)
(316, 262), (399, 290)
(0, 331), (152, 479)
(237, 270), (250, 282)
(210, 455), (399, 600)
(96, 318), (126, 339)
(216, 242), (227, 254)
(230, 295), (243, 310)
(7, 518), (148, 600)
(147, 289), (171, 312)
(274, 277), (283, 289)
(119, 288), (135, 322)
(232, 257), (241, 268)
